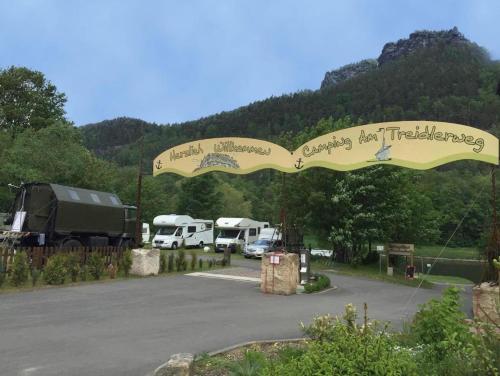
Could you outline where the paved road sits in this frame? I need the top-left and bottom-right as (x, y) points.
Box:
(0, 260), (470, 376)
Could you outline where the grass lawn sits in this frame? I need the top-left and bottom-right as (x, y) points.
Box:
(420, 274), (474, 285)
(414, 245), (481, 260)
(312, 260), (434, 289)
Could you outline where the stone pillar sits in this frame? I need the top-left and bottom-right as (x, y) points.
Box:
(261, 252), (299, 295)
(472, 283), (500, 325)
(130, 248), (160, 276)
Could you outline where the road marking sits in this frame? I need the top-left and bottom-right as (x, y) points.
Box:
(186, 272), (260, 283)
(19, 367), (43, 375)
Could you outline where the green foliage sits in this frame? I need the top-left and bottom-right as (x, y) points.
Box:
(227, 351), (268, 376)
(121, 249), (133, 277)
(31, 268), (41, 287)
(175, 250), (187, 272)
(167, 253), (174, 273)
(190, 251), (197, 271)
(0, 270), (5, 287)
(303, 274), (331, 293)
(10, 251), (29, 286)
(198, 258), (203, 269)
(0, 66), (66, 134)
(177, 175), (221, 219)
(43, 254), (67, 285)
(79, 265), (88, 281)
(405, 287), (500, 375)
(66, 253), (80, 282)
(87, 253), (104, 280)
(265, 304), (417, 376)
(159, 252), (167, 274)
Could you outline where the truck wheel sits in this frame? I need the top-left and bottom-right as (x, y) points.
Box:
(62, 239), (83, 249)
(199, 241), (204, 248)
(172, 242), (178, 250)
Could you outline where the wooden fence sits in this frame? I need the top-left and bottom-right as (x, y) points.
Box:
(1, 246), (126, 270)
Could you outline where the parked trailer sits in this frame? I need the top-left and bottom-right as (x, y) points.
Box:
(3, 183), (136, 248)
(152, 214), (214, 249)
(215, 217), (269, 253)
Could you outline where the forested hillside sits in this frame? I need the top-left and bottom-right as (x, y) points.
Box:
(2, 28), (500, 262)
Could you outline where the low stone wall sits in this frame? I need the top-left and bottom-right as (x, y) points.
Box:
(131, 248), (160, 276)
(472, 282), (499, 325)
(261, 252), (299, 295)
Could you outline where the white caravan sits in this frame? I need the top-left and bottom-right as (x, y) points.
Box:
(215, 218), (269, 253)
(258, 227), (282, 241)
(152, 215), (214, 249)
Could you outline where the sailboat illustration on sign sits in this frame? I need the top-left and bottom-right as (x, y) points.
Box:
(371, 129), (392, 162)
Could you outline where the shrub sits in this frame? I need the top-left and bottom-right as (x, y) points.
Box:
(121, 249), (133, 277)
(407, 287), (499, 375)
(31, 268), (41, 287)
(159, 252), (167, 273)
(80, 265), (88, 281)
(167, 253), (174, 273)
(0, 260), (7, 287)
(228, 351), (268, 376)
(88, 253), (104, 280)
(208, 259), (213, 268)
(264, 304), (417, 376)
(66, 253), (80, 282)
(190, 251), (197, 271)
(10, 251), (29, 286)
(175, 250), (187, 272)
(304, 274), (330, 293)
(44, 254), (67, 285)
(198, 258), (203, 269)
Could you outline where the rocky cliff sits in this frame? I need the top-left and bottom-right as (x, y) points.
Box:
(321, 27), (471, 89)
(377, 27), (468, 65)
(320, 59), (378, 89)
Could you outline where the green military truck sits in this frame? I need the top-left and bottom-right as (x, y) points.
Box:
(3, 183), (136, 248)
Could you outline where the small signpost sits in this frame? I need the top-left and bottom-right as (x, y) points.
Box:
(299, 247), (311, 285)
(386, 243), (414, 278)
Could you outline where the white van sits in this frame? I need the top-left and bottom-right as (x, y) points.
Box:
(142, 223), (151, 244)
(152, 215), (214, 249)
(215, 218), (269, 253)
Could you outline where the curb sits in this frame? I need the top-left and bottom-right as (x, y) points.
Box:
(207, 337), (307, 357)
(147, 337), (306, 376)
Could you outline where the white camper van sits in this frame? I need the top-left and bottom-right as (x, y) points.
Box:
(152, 215), (214, 249)
(215, 218), (269, 253)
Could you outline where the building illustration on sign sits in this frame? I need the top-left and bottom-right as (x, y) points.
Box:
(194, 153), (240, 172)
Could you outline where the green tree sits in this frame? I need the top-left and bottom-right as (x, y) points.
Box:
(177, 175), (221, 219)
(0, 66), (66, 134)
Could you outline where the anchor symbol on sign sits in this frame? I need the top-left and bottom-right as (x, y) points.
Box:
(155, 160), (163, 170)
(294, 158), (304, 170)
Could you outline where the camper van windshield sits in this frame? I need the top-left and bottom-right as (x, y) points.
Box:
(219, 229), (240, 239)
(157, 226), (177, 235)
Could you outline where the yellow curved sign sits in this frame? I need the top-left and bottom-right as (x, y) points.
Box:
(153, 121), (498, 177)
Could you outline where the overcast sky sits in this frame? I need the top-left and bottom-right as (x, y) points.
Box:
(1, 0), (498, 126)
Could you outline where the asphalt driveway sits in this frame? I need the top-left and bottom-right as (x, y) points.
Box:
(0, 261), (468, 376)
